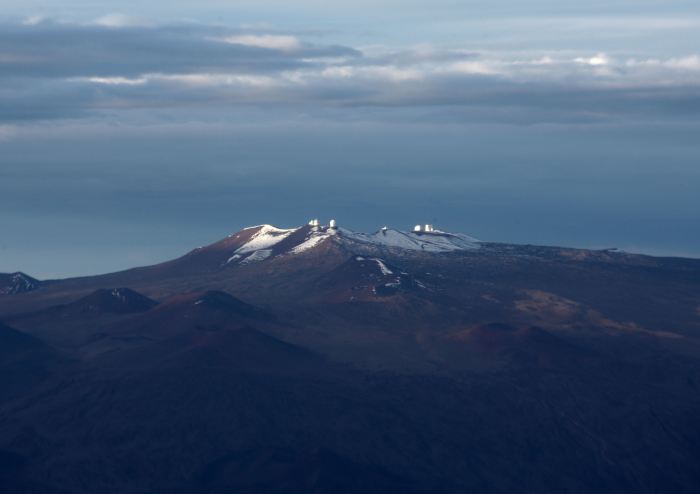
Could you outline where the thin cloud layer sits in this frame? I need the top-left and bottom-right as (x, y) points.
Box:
(1, 18), (700, 125)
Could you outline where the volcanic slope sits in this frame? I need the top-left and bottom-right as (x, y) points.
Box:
(1, 222), (700, 493)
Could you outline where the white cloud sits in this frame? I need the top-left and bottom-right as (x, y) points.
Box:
(447, 60), (501, 75)
(629, 55), (700, 71)
(221, 34), (302, 52)
(574, 53), (610, 66)
(320, 65), (423, 82)
(76, 73), (279, 88)
(22, 16), (46, 26)
(153, 73), (277, 87)
(665, 55), (700, 71)
(93, 14), (152, 28)
(83, 76), (148, 86)
(70, 47), (700, 99)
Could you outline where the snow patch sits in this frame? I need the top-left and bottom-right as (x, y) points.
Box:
(111, 289), (127, 302)
(291, 233), (329, 254)
(226, 225), (299, 264)
(372, 258), (394, 276)
(240, 249), (273, 264)
(236, 225), (297, 254)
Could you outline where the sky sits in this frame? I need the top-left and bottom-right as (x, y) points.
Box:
(1, 1), (699, 278)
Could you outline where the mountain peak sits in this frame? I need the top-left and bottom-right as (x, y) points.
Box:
(69, 288), (158, 314)
(226, 224), (302, 264)
(130, 290), (271, 335)
(0, 272), (41, 295)
(222, 220), (480, 267)
(105, 220), (480, 279)
(192, 290), (262, 315)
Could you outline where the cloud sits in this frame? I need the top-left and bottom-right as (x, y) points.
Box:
(454, 16), (700, 33)
(626, 55), (700, 72)
(445, 60), (501, 75)
(83, 76), (148, 85)
(574, 53), (610, 67)
(22, 16), (46, 26)
(222, 34), (302, 52)
(1, 18), (700, 125)
(0, 20), (358, 79)
(92, 13), (152, 28)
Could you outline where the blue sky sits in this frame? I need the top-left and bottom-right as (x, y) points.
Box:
(1, 1), (699, 277)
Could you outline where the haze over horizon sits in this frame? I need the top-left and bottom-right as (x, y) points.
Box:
(2, 0), (699, 278)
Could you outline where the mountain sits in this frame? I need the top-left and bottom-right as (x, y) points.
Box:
(3, 288), (158, 354)
(56, 287), (158, 315)
(94, 222), (479, 281)
(0, 272), (41, 295)
(0, 320), (48, 359)
(0, 321), (64, 402)
(1, 219), (700, 493)
(191, 222), (480, 269)
(93, 290), (271, 342)
(79, 290), (324, 374)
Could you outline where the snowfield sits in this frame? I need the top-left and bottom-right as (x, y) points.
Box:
(338, 227), (480, 252)
(235, 225), (297, 254)
(291, 233), (330, 254)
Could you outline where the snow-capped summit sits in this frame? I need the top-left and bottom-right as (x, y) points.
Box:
(223, 221), (480, 266)
(225, 225), (297, 265)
